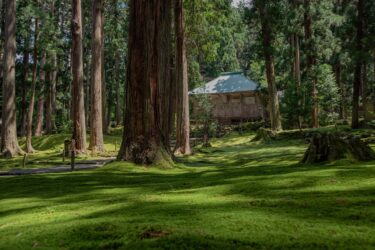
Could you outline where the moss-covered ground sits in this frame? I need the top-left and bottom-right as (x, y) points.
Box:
(0, 130), (374, 249)
(0, 133), (121, 171)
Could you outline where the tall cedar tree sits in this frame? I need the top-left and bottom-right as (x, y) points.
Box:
(1, 0), (23, 157)
(46, 2), (58, 134)
(351, 0), (363, 129)
(19, 36), (30, 137)
(71, 0), (87, 153)
(254, 0), (282, 132)
(118, 0), (174, 166)
(174, 0), (191, 155)
(101, 11), (108, 135)
(34, 52), (46, 136)
(114, 0), (122, 126)
(46, 52), (57, 133)
(291, 0), (302, 128)
(304, 0), (319, 128)
(89, 0), (105, 152)
(26, 18), (39, 153)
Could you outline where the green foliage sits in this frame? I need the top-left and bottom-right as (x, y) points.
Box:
(316, 64), (340, 125)
(185, 0), (245, 82)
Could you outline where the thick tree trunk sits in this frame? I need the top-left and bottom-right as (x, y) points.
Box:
(304, 0), (319, 128)
(19, 44), (30, 136)
(0, 0), (3, 137)
(118, 0), (174, 166)
(256, 1), (282, 132)
(34, 52), (46, 136)
(71, 0), (87, 153)
(26, 19), (39, 153)
(1, 0), (22, 157)
(0, 0), (4, 81)
(352, 0), (363, 129)
(159, 0), (174, 151)
(174, 0), (191, 155)
(89, 0), (104, 152)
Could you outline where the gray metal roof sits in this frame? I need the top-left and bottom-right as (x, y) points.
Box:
(189, 72), (259, 95)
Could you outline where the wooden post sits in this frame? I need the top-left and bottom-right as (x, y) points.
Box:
(64, 140), (71, 157)
(71, 139), (76, 171)
(22, 154), (28, 168)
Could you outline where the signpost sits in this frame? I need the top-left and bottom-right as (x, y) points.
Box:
(71, 139), (76, 171)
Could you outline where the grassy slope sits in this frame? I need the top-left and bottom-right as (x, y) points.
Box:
(0, 133), (374, 249)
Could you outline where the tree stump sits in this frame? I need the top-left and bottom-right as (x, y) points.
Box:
(252, 128), (277, 142)
(301, 132), (375, 163)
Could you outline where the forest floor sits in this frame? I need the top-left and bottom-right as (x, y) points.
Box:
(0, 129), (374, 249)
(0, 131), (121, 171)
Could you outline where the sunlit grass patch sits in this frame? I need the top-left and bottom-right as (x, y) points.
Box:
(0, 133), (120, 170)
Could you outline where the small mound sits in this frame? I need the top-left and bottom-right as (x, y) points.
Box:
(252, 128), (277, 142)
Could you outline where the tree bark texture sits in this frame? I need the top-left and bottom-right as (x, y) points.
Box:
(101, 13), (109, 134)
(1, 0), (22, 157)
(0, 0), (4, 95)
(256, 1), (282, 132)
(89, 0), (104, 152)
(71, 0), (87, 153)
(174, 0), (191, 155)
(118, 0), (174, 166)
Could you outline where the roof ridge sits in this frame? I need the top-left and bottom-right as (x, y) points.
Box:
(189, 73), (259, 95)
(220, 71), (243, 76)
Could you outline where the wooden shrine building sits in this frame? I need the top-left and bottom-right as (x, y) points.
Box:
(189, 72), (265, 124)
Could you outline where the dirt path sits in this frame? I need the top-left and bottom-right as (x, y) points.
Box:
(0, 158), (116, 176)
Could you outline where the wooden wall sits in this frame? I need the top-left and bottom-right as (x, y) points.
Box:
(191, 92), (265, 123)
